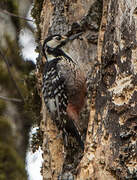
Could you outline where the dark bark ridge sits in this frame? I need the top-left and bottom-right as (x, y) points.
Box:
(93, 1), (137, 178)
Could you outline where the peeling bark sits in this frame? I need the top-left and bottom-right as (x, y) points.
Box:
(78, 0), (137, 179)
(38, 0), (137, 179)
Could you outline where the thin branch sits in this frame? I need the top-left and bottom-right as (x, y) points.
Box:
(0, 9), (34, 22)
(0, 49), (25, 104)
(0, 95), (22, 103)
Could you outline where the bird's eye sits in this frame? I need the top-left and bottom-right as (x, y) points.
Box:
(56, 36), (61, 41)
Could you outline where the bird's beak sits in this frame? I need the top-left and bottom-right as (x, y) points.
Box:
(58, 32), (82, 48)
(68, 32), (83, 41)
(62, 32), (82, 44)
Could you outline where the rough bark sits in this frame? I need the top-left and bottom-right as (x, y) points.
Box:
(38, 0), (137, 179)
(78, 0), (137, 179)
(39, 0), (102, 179)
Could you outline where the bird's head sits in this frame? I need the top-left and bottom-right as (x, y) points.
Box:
(42, 32), (82, 61)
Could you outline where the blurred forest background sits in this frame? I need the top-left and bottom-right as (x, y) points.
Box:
(0, 0), (40, 179)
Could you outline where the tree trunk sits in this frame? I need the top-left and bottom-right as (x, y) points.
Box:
(37, 0), (137, 179)
(78, 0), (137, 179)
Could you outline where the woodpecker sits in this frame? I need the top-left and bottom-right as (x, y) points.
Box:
(42, 33), (86, 150)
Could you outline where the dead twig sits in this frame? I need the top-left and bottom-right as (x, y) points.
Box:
(0, 95), (22, 103)
(0, 9), (34, 22)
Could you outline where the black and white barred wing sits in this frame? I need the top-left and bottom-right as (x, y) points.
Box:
(42, 60), (68, 128)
